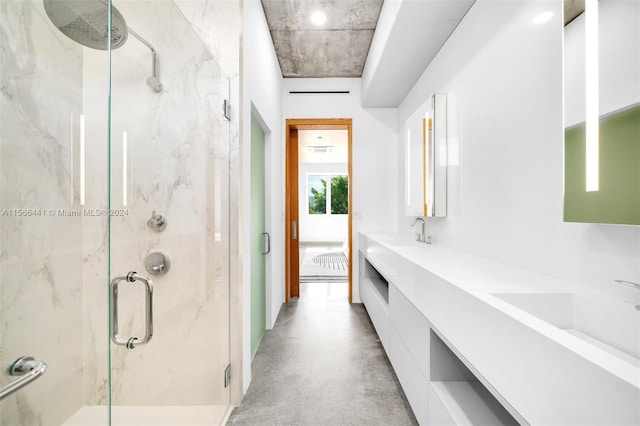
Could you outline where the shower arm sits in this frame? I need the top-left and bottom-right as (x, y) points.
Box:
(127, 29), (163, 91)
(128, 28), (158, 80)
(98, 0), (161, 90)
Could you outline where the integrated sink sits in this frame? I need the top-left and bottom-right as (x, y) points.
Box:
(491, 292), (640, 365)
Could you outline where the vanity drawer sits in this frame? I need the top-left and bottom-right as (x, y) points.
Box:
(389, 283), (431, 379)
(361, 278), (391, 351)
(388, 326), (429, 424)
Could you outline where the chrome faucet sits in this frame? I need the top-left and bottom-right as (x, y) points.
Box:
(614, 280), (640, 311)
(410, 217), (431, 244)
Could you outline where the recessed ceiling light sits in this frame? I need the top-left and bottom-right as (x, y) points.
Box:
(308, 145), (333, 153)
(532, 11), (553, 24)
(311, 11), (327, 26)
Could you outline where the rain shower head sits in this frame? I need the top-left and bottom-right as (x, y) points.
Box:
(43, 0), (163, 92)
(43, 0), (128, 50)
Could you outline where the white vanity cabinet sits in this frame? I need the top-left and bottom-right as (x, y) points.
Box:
(359, 232), (640, 426)
(387, 284), (431, 423)
(359, 250), (517, 425)
(359, 260), (391, 350)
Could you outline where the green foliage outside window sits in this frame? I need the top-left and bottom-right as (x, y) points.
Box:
(308, 174), (348, 215)
(331, 175), (348, 214)
(309, 177), (327, 214)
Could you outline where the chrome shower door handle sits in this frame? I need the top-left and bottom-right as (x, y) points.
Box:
(110, 271), (154, 350)
(0, 356), (47, 401)
(263, 232), (271, 255)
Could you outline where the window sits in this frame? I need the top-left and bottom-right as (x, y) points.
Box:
(307, 174), (348, 215)
(330, 175), (348, 214)
(308, 175), (326, 214)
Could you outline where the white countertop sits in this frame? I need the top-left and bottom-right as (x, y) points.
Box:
(360, 232), (640, 390)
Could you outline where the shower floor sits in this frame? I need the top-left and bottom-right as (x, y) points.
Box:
(62, 405), (232, 426)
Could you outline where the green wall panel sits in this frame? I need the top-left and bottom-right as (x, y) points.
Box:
(564, 104), (640, 225)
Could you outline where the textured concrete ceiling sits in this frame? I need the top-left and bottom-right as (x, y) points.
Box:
(564, 0), (584, 26)
(260, 0), (384, 78)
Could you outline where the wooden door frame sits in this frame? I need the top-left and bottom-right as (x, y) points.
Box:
(285, 118), (353, 303)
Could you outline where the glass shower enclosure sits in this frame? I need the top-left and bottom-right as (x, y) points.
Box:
(0, 0), (232, 424)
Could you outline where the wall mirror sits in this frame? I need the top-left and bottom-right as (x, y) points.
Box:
(405, 101), (428, 216)
(563, 0), (639, 225)
(404, 93), (447, 217)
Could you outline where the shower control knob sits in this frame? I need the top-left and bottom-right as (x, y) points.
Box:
(145, 252), (170, 276)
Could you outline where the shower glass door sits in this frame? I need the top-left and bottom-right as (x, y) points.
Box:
(1, 0), (110, 424)
(106, 1), (232, 425)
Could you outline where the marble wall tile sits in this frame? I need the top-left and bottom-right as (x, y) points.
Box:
(1, 0), (85, 424)
(174, 0), (243, 404)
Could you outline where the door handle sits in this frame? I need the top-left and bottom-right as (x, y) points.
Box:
(263, 232), (271, 255)
(111, 271), (154, 349)
(0, 356), (47, 401)
(292, 220), (297, 240)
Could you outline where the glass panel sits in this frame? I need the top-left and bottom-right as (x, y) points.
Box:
(250, 115), (266, 358)
(107, 0), (231, 424)
(330, 175), (348, 215)
(0, 0), (109, 424)
(308, 175), (327, 214)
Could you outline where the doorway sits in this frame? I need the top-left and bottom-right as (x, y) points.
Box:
(285, 119), (353, 303)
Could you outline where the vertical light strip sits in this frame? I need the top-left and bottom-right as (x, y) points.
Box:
(585, 0), (599, 192)
(80, 114), (86, 205)
(122, 131), (128, 206)
(406, 128), (411, 204)
(426, 116), (433, 211)
(70, 113), (74, 204)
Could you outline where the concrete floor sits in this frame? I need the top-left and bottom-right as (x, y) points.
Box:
(227, 282), (418, 426)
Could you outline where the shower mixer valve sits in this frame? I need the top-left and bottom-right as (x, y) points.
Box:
(145, 251), (171, 276)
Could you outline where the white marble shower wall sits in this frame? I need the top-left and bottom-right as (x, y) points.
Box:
(0, 0), (86, 424)
(172, 0), (242, 403)
(81, 0), (231, 407)
(1, 0), (232, 423)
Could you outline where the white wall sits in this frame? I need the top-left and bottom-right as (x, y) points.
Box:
(241, 0), (283, 393)
(299, 163), (349, 243)
(396, 0), (640, 302)
(283, 78), (398, 303)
